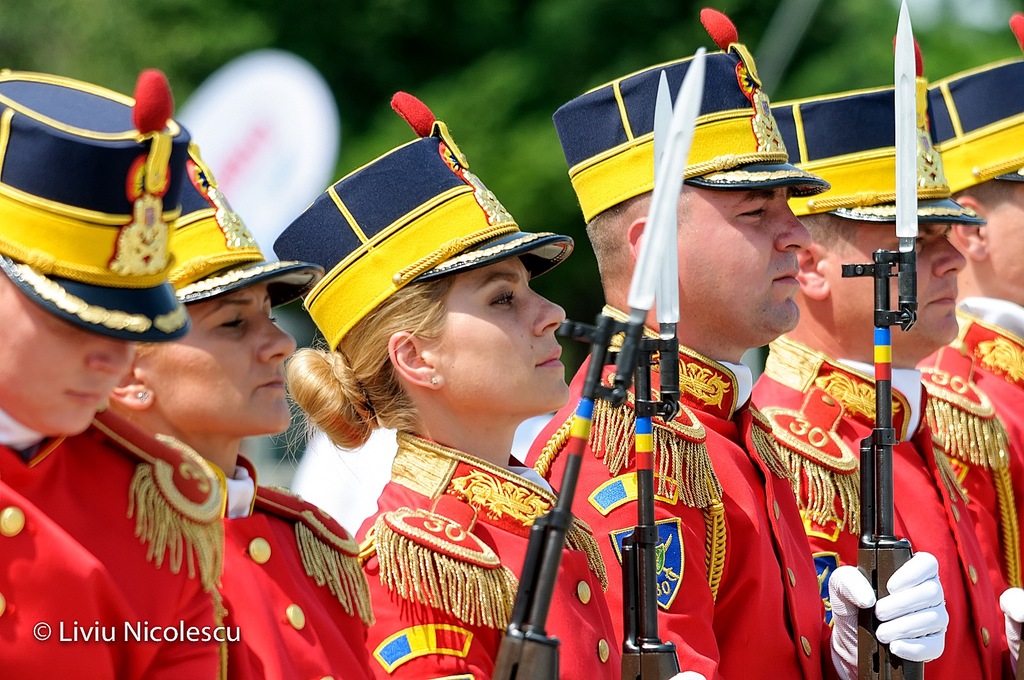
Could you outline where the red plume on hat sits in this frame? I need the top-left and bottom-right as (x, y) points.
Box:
(1011, 13), (1024, 53)
(132, 69), (173, 135)
(700, 8), (739, 49)
(391, 91), (435, 138)
(131, 68), (174, 197)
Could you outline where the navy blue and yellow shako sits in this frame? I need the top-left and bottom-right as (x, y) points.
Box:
(774, 61), (983, 225)
(0, 69), (192, 341)
(274, 93), (573, 350)
(552, 8), (829, 223)
(170, 143), (323, 307)
(926, 15), (1024, 192)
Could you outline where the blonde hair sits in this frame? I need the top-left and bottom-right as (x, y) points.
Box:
(286, 277), (453, 449)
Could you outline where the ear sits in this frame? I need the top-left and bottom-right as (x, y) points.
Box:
(796, 242), (831, 301)
(948, 197), (988, 262)
(625, 216), (649, 263)
(388, 331), (441, 390)
(109, 366), (154, 412)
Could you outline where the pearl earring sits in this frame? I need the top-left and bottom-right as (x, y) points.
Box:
(136, 391), (150, 402)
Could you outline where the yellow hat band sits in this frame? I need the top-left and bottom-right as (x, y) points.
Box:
(307, 187), (518, 350)
(937, 118), (1024, 193)
(568, 114), (789, 222)
(791, 149), (951, 216)
(0, 189), (173, 287)
(168, 208), (264, 289)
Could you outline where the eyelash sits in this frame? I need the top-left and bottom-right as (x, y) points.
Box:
(493, 291), (514, 306)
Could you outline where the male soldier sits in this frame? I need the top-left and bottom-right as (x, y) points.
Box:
(751, 75), (1006, 678)
(0, 70), (224, 678)
(921, 15), (1024, 670)
(528, 9), (946, 679)
(921, 19), (1024, 593)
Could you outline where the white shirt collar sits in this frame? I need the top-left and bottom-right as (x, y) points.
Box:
(959, 297), (1024, 339)
(224, 465), (256, 519)
(720, 360), (753, 409)
(838, 359), (922, 437)
(0, 405), (44, 451)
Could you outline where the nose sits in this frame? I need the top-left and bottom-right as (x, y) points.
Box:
(85, 337), (136, 375)
(931, 231), (966, 278)
(258, 318), (297, 363)
(533, 290), (566, 337)
(776, 202), (812, 252)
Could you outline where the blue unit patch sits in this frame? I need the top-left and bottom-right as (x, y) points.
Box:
(373, 624), (473, 673)
(609, 518), (684, 610)
(814, 552), (840, 625)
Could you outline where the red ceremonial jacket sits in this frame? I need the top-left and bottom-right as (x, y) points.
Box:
(357, 431), (620, 679)
(754, 335), (1006, 680)
(941, 309), (1024, 593)
(219, 458), (374, 680)
(527, 330), (832, 680)
(0, 409), (225, 679)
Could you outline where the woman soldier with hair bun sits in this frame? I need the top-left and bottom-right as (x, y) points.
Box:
(278, 93), (623, 679)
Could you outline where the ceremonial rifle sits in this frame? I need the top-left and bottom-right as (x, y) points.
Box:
(493, 51), (705, 680)
(840, 3), (922, 678)
(621, 54), (706, 680)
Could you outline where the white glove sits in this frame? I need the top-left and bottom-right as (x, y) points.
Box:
(668, 674), (707, 680)
(829, 552), (947, 680)
(1001, 587), (1024, 674)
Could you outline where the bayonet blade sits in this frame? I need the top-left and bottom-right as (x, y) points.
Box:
(894, 0), (918, 252)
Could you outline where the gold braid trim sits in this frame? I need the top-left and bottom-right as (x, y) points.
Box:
(566, 518), (608, 590)
(371, 514), (518, 630)
(704, 502), (726, 602)
(929, 443), (968, 503)
(127, 462), (224, 595)
(589, 398), (721, 508)
(994, 467), (1023, 588)
(295, 522), (375, 626)
(533, 414), (574, 480)
(924, 396), (1010, 471)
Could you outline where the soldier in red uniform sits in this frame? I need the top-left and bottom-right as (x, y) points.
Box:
(526, 9), (947, 680)
(752, 73), (1007, 678)
(922, 14), (1024, 671)
(106, 143), (375, 680)
(276, 92), (626, 680)
(0, 71), (225, 678)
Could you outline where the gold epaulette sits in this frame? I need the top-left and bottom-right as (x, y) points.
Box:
(749, 407), (796, 482)
(92, 411), (223, 594)
(761, 388), (860, 534)
(538, 397), (721, 511)
(921, 348), (1011, 472)
(368, 495), (518, 630)
(256, 485), (374, 626)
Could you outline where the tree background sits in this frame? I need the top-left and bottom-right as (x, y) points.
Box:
(3, 0), (1021, 479)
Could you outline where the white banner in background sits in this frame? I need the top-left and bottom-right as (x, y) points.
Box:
(178, 49), (340, 257)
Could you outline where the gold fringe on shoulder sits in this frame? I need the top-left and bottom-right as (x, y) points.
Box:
(929, 443), (969, 504)
(750, 420), (794, 482)
(566, 518), (609, 590)
(704, 501), (726, 602)
(782, 446), (859, 533)
(925, 396), (1010, 471)
(295, 522), (375, 626)
(590, 399), (721, 508)
(371, 515), (518, 630)
(127, 462), (224, 594)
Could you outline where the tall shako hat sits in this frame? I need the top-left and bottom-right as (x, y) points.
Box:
(0, 69), (192, 341)
(774, 41), (982, 225)
(551, 8), (830, 223)
(927, 14), (1024, 192)
(169, 143), (323, 307)
(274, 93), (573, 350)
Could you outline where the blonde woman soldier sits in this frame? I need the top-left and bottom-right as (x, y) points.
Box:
(109, 144), (375, 680)
(276, 93), (627, 679)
